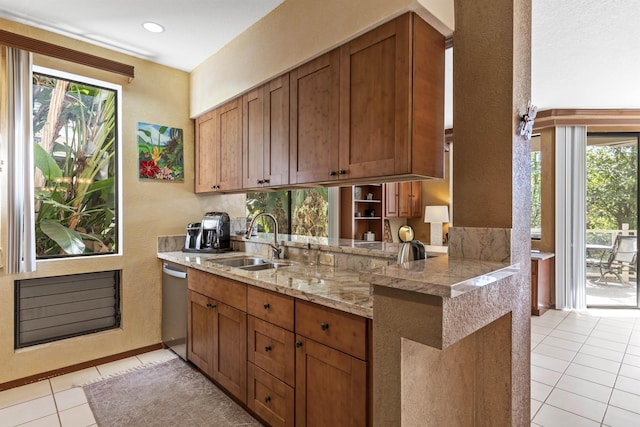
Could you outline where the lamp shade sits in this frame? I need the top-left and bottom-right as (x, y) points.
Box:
(424, 205), (449, 223)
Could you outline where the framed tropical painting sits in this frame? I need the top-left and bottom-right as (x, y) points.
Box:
(137, 122), (184, 181)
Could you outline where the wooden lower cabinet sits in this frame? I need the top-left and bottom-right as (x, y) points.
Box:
(188, 274), (370, 426)
(187, 289), (247, 404)
(531, 256), (554, 316)
(213, 302), (247, 403)
(187, 290), (213, 374)
(248, 363), (295, 427)
(295, 336), (367, 427)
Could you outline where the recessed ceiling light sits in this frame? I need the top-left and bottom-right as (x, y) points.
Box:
(143, 22), (164, 33)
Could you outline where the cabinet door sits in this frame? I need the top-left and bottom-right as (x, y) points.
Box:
(264, 74), (290, 186)
(385, 183), (399, 218)
(295, 336), (367, 427)
(212, 301), (247, 404)
(409, 181), (422, 217)
(216, 98), (243, 191)
(187, 290), (213, 375)
(397, 181), (412, 217)
(290, 50), (340, 184)
(194, 111), (218, 193)
(243, 88), (265, 189)
(339, 14), (411, 179)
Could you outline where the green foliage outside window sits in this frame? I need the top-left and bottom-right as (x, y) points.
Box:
(246, 188), (328, 237)
(586, 144), (637, 244)
(32, 72), (118, 258)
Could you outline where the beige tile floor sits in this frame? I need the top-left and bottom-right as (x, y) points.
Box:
(2, 312), (640, 426)
(0, 349), (177, 427)
(531, 309), (640, 426)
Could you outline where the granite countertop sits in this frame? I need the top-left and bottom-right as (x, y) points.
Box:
(361, 255), (519, 298)
(158, 234), (517, 319)
(530, 250), (555, 260)
(159, 251), (373, 318)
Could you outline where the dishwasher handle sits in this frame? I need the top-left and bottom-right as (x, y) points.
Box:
(163, 263), (187, 280)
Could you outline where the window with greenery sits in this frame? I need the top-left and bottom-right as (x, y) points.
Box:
(246, 188), (329, 237)
(531, 148), (542, 240)
(32, 70), (119, 258)
(586, 134), (638, 245)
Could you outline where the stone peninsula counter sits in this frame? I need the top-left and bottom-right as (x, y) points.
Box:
(368, 227), (525, 427)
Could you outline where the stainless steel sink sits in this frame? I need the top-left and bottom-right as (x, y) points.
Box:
(240, 263), (277, 271)
(214, 257), (267, 267)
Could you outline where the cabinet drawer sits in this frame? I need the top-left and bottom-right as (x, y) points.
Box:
(248, 316), (295, 386)
(295, 300), (367, 360)
(188, 268), (247, 311)
(248, 363), (294, 427)
(247, 287), (294, 331)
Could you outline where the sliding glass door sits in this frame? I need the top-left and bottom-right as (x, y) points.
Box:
(585, 133), (639, 308)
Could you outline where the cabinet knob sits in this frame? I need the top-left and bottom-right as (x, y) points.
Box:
(264, 396), (271, 404)
(328, 170), (337, 176)
(320, 323), (329, 331)
(206, 303), (217, 309)
(263, 303), (270, 309)
(338, 169), (346, 175)
(295, 341), (303, 348)
(257, 179), (264, 184)
(264, 345), (272, 352)
(263, 178), (270, 184)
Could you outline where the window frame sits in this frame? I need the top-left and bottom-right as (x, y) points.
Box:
(33, 65), (123, 260)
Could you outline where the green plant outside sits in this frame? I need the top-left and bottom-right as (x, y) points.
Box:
(246, 188), (328, 237)
(33, 73), (117, 258)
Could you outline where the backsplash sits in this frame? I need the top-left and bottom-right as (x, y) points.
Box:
(448, 227), (511, 262)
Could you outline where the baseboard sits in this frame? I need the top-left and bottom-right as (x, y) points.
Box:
(0, 343), (164, 392)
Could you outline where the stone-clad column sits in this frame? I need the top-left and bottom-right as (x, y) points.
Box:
(452, 0), (532, 425)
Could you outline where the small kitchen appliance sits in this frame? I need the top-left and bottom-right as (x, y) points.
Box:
(182, 212), (231, 252)
(183, 222), (201, 250)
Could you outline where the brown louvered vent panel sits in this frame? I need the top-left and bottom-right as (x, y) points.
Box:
(15, 271), (121, 348)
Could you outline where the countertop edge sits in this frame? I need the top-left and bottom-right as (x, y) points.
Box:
(361, 256), (520, 298)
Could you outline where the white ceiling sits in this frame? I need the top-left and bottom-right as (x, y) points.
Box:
(0, 0), (284, 71)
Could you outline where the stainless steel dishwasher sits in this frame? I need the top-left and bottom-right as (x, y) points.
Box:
(162, 261), (188, 360)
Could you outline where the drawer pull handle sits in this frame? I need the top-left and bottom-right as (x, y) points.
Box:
(264, 345), (272, 352)
(206, 303), (217, 309)
(263, 303), (270, 309)
(321, 323), (329, 331)
(264, 396), (271, 404)
(295, 341), (303, 348)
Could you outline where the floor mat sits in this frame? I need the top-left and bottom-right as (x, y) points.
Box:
(84, 357), (262, 427)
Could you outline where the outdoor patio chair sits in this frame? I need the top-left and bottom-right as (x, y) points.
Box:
(595, 235), (637, 285)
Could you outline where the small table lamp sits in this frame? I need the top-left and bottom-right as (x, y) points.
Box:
(424, 205), (449, 246)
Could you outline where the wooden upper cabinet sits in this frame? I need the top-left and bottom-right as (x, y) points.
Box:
(217, 99), (243, 191)
(243, 88), (265, 189)
(385, 183), (399, 217)
(339, 13), (445, 181)
(264, 75), (290, 186)
(243, 74), (290, 190)
(290, 50), (340, 185)
(195, 98), (243, 193)
(194, 111), (218, 193)
(339, 14), (410, 180)
(397, 181), (422, 218)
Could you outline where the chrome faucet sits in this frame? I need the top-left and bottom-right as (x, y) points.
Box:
(245, 212), (282, 259)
